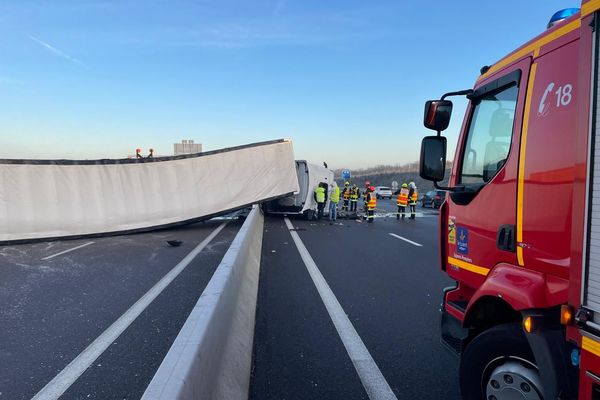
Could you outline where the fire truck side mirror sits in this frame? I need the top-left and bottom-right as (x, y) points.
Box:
(424, 100), (453, 132)
(420, 136), (447, 182)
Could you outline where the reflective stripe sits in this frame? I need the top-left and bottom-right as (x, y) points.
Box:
(517, 62), (538, 267)
(583, 0), (600, 16)
(447, 257), (490, 276)
(397, 188), (409, 206)
(367, 193), (377, 208)
(331, 187), (340, 203)
(478, 19), (580, 81)
(409, 190), (418, 205)
(583, 336), (600, 358)
(315, 187), (325, 203)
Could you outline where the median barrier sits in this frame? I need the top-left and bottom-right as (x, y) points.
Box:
(141, 205), (263, 400)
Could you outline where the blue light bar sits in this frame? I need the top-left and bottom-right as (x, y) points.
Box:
(547, 8), (580, 29)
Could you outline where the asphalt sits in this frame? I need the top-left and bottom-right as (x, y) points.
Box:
(0, 198), (455, 400)
(0, 218), (242, 400)
(250, 199), (460, 400)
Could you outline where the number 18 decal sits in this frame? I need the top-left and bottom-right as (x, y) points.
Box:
(538, 82), (573, 117)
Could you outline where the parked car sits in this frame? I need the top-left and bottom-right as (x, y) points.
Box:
(374, 186), (393, 199)
(421, 190), (446, 208)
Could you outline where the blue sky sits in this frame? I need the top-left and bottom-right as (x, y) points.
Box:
(0, 1), (580, 169)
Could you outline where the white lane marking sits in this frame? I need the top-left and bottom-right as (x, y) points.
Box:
(31, 222), (229, 400)
(388, 233), (422, 247)
(41, 241), (95, 260)
(284, 218), (397, 400)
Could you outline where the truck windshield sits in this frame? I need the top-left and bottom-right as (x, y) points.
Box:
(460, 83), (518, 185)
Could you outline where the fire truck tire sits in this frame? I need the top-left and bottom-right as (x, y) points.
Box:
(459, 323), (542, 400)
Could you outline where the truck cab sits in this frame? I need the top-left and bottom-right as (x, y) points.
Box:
(418, 4), (600, 399)
(263, 160), (334, 220)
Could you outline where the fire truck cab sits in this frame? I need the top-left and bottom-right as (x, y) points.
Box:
(420, 3), (600, 399)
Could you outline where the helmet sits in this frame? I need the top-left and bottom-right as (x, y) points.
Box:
(402, 183), (408, 188)
(345, 181), (350, 186)
(409, 181), (416, 188)
(370, 186), (375, 191)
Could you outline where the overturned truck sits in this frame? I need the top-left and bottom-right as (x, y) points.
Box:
(263, 160), (334, 220)
(0, 139), (299, 244)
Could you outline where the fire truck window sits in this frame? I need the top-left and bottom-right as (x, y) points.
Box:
(460, 84), (518, 185)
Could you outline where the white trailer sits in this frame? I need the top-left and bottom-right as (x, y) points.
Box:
(264, 160), (334, 219)
(0, 139), (299, 244)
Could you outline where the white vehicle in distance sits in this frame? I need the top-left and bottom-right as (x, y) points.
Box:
(374, 186), (393, 199)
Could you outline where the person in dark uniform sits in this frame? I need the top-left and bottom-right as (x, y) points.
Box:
(366, 186), (376, 223)
(350, 184), (360, 212)
(408, 181), (418, 220)
(314, 182), (328, 220)
(341, 182), (350, 212)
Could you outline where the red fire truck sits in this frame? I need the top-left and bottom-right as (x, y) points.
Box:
(420, 3), (600, 399)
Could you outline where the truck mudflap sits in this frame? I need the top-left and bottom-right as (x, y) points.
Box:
(440, 286), (469, 357)
(523, 324), (579, 399)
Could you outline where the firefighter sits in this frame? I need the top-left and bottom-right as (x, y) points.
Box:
(350, 184), (359, 212)
(396, 182), (409, 220)
(314, 182), (327, 220)
(341, 182), (350, 212)
(366, 185), (377, 223)
(362, 181), (371, 219)
(408, 181), (418, 220)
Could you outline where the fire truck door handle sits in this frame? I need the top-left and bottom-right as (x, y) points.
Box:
(496, 224), (516, 252)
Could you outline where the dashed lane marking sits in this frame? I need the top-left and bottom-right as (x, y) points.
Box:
(41, 241), (95, 260)
(284, 217), (398, 400)
(388, 233), (423, 247)
(31, 221), (228, 400)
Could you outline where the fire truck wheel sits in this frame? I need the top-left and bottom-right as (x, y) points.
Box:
(459, 323), (542, 400)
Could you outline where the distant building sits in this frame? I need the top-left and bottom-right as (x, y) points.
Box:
(174, 140), (202, 155)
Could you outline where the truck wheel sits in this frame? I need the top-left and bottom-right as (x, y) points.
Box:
(459, 323), (542, 400)
(305, 210), (315, 220)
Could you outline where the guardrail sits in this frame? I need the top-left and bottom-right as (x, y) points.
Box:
(141, 205), (264, 400)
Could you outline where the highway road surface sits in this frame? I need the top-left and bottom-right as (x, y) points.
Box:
(250, 198), (460, 400)
(0, 218), (242, 400)
(0, 199), (459, 399)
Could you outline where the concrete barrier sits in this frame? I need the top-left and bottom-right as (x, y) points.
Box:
(141, 205), (264, 400)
